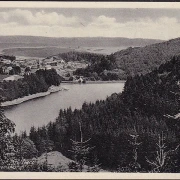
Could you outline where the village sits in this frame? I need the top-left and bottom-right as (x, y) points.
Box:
(0, 54), (88, 83)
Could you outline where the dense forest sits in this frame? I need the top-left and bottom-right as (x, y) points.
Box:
(113, 37), (180, 76)
(50, 51), (124, 80)
(55, 51), (105, 64)
(56, 37), (180, 80)
(27, 55), (180, 172)
(74, 54), (126, 80)
(0, 55), (16, 61)
(1, 55), (180, 172)
(0, 69), (61, 102)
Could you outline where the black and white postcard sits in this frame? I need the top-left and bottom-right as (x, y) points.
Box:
(0, 1), (180, 179)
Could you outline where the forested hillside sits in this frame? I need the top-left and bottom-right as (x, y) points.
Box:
(48, 52), (122, 80)
(1, 55), (180, 172)
(52, 51), (105, 64)
(2, 42), (180, 172)
(113, 37), (180, 76)
(0, 69), (61, 102)
(27, 55), (180, 172)
(56, 38), (180, 80)
(74, 54), (123, 80)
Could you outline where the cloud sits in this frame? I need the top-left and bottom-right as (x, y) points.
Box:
(121, 16), (180, 40)
(86, 16), (180, 40)
(89, 15), (117, 28)
(0, 9), (180, 40)
(0, 9), (80, 26)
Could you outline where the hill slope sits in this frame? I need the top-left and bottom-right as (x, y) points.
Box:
(0, 36), (163, 48)
(30, 55), (180, 171)
(54, 37), (180, 80)
(113, 37), (180, 76)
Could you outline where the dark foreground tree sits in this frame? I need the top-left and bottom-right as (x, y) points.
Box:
(68, 122), (94, 172)
(0, 99), (16, 170)
(128, 128), (142, 172)
(146, 132), (180, 172)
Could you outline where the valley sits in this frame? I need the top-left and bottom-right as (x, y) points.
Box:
(1, 35), (180, 173)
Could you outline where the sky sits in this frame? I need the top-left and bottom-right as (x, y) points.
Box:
(0, 7), (180, 40)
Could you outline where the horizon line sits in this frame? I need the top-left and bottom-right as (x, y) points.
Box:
(0, 35), (165, 41)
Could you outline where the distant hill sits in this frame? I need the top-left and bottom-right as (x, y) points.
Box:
(44, 37), (180, 80)
(113, 37), (180, 76)
(50, 51), (104, 63)
(2, 47), (75, 58)
(0, 36), (163, 48)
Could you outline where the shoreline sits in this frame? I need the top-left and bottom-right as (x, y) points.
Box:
(61, 80), (126, 84)
(1, 85), (68, 107)
(1, 81), (125, 107)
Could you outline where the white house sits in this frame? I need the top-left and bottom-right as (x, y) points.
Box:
(76, 77), (84, 83)
(45, 65), (52, 70)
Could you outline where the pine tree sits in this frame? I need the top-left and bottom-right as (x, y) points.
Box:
(68, 122), (94, 172)
(128, 127), (142, 172)
(146, 132), (180, 172)
(87, 154), (101, 172)
(38, 129), (54, 171)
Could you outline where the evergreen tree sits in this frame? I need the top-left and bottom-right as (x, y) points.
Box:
(68, 122), (93, 172)
(146, 132), (180, 172)
(0, 98), (16, 171)
(128, 127), (142, 172)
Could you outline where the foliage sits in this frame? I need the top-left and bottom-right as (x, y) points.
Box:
(0, 69), (61, 102)
(13, 136), (38, 160)
(57, 51), (104, 64)
(146, 132), (180, 172)
(113, 38), (180, 76)
(68, 122), (94, 172)
(72, 38), (180, 80)
(0, 55), (16, 61)
(28, 55), (180, 172)
(0, 104), (16, 171)
(2, 54), (180, 172)
(74, 54), (121, 80)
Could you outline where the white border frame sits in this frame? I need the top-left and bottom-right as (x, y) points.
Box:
(0, 1), (180, 179)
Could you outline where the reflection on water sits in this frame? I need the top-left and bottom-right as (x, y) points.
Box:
(5, 83), (124, 134)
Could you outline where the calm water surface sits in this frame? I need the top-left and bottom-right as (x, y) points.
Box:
(4, 83), (124, 134)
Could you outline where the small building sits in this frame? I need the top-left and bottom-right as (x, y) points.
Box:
(45, 65), (51, 70)
(48, 57), (56, 61)
(59, 59), (65, 64)
(43, 57), (55, 63)
(0, 59), (11, 64)
(31, 65), (38, 69)
(47, 61), (57, 66)
(3, 66), (13, 74)
(77, 77), (84, 83)
(42, 57), (58, 67)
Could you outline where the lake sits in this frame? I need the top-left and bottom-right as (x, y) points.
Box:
(4, 82), (125, 134)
